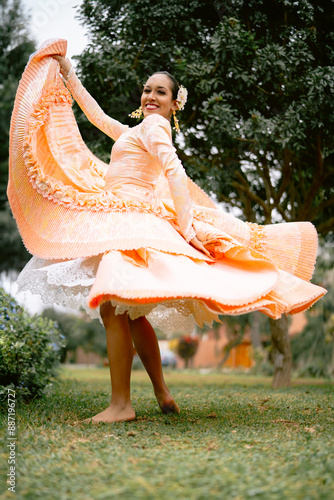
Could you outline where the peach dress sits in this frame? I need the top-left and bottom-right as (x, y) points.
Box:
(8, 40), (326, 334)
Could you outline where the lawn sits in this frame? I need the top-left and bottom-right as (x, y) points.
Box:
(1, 367), (333, 499)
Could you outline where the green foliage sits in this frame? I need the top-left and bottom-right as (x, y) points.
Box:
(76, 0), (334, 233)
(0, 0), (36, 273)
(292, 314), (332, 378)
(42, 308), (107, 362)
(0, 0), (36, 209)
(0, 288), (65, 403)
(176, 335), (199, 365)
(250, 347), (275, 376)
(292, 264), (334, 378)
(0, 202), (30, 272)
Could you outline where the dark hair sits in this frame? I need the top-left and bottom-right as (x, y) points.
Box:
(150, 71), (179, 100)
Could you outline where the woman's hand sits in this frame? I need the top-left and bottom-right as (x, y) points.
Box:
(189, 235), (212, 258)
(53, 55), (72, 79)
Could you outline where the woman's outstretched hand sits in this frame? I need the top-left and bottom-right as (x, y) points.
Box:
(53, 55), (71, 79)
(189, 235), (212, 258)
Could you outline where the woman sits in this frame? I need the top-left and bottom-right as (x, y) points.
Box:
(8, 40), (326, 423)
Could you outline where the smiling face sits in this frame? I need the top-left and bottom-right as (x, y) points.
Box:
(141, 74), (179, 120)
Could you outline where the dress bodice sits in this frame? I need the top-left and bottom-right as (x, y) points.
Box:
(105, 124), (161, 192)
(64, 71), (196, 242)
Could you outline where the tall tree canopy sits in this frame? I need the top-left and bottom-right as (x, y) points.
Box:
(76, 0), (334, 235)
(0, 0), (36, 209)
(0, 0), (35, 271)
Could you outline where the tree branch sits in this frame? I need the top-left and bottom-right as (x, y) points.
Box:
(252, 83), (277, 95)
(312, 197), (334, 217)
(184, 96), (201, 126)
(299, 134), (324, 220)
(317, 217), (334, 235)
(236, 137), (258, 143)
(234, 170), (272, 217)
(258, 154), (276, 216)
(131, 38), (147, 70)
(274, 202), (290, 222)
(232, 181), (268, 214)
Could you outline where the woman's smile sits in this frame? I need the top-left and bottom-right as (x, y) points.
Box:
(146, 103), (159, 110)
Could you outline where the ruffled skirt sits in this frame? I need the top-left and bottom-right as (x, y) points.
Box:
(16, 214), (326, 335)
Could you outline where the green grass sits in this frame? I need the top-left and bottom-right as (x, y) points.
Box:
(1, 367), (333, 499)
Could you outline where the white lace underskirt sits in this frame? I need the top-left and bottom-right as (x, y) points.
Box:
(16, 255), (199, 335)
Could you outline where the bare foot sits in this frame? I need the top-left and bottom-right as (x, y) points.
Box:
(155, 391), (180, 415)
(81, 403), (136, 424)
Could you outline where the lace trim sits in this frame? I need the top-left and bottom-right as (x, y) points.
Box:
(116, 299), (214, 331)
(16, 257), (216, 334)
(16, 256), (101, 320)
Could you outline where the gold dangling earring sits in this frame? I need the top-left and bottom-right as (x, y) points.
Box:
(173, 110), (180, 133)
(129, 106), (143, 119)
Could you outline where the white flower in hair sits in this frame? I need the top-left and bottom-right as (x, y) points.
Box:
(177, 85), (188, 111)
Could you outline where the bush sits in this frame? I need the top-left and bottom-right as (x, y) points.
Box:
(291, 314), (333, 378)
(0, 288), (66, 403)
(176, 335), (199, 368)
(250, 347), (274, 376)
(42, 308), (108, 363)
(296, 361), (329, 379)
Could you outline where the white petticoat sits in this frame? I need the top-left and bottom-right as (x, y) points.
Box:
(16, 256), (199, 335)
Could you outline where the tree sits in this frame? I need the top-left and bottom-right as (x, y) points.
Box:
(326, 312), (334, 378)
(0, 204), (30, 273)
(176, 335), (199, 368)
(0, 0), (36, 209)
(42, 308), (107, 362)
(75, 0), (333, 386)
(0, 0), (36, 274)
(291, 242), (334, 378)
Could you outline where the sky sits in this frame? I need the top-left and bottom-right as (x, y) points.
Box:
(22, 0), (89, 60)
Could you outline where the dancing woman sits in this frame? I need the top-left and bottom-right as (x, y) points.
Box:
(8, 40), (326, 422)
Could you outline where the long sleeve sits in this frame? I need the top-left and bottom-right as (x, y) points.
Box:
(140, 114), (196, 242)
(63, 69), (129, 142)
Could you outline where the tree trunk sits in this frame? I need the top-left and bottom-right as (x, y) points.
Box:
(330, 331), (334, 379)
(250, 312), (263, 350)
(269, 316), (292, 388)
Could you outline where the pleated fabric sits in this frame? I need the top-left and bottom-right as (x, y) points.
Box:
(10, 39), (326, 332)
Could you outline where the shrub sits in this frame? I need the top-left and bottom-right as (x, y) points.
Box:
(250, 347), (274, 376)
(0, 288), (66, 403)
(176, 335), (199, 368)
(296, 361), (329, 379)
(42, 308), (107, 363)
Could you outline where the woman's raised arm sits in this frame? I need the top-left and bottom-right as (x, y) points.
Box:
(139, 114), (210, 257)
(53, 55), (128, 142)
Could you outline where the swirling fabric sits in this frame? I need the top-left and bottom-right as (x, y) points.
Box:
(9, 40), (326, 332)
